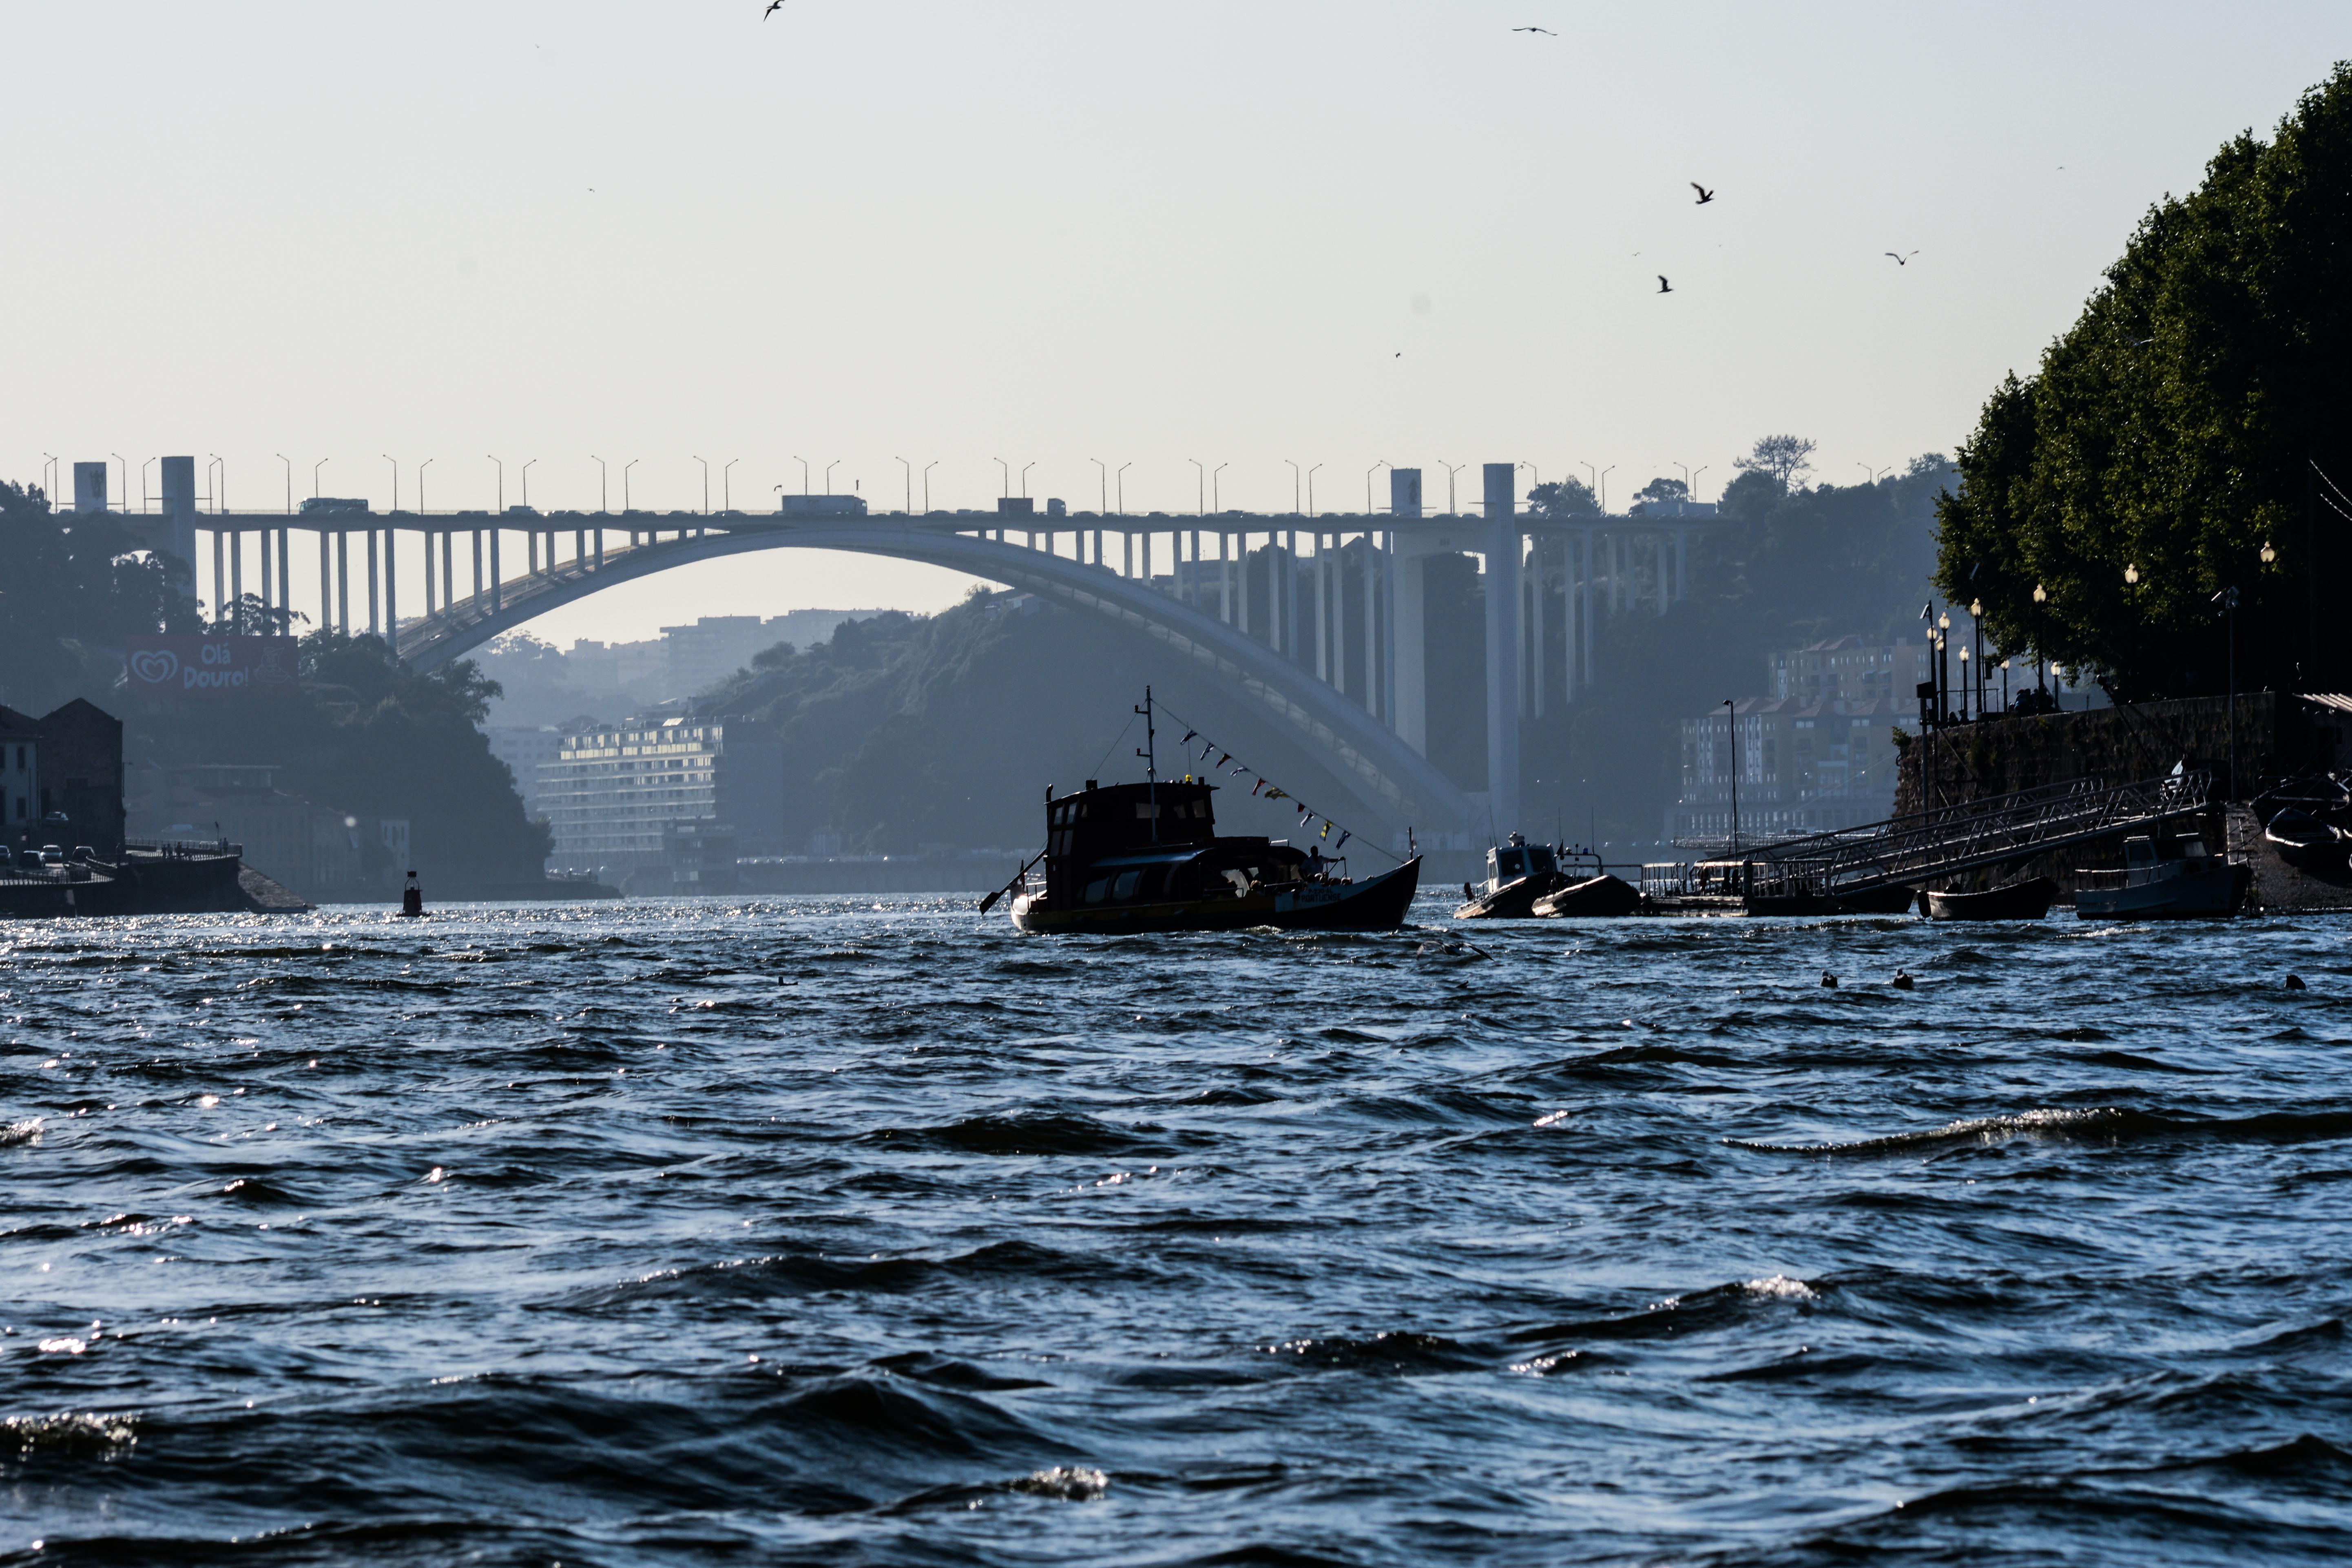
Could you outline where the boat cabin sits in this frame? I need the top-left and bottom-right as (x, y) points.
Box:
(1483, 833), (1559, 892)
(2118, 831), (2212, 883)
(1041, 778), (1313, 909)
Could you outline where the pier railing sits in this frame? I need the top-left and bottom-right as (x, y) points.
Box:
(1744, 771), (2212, 893)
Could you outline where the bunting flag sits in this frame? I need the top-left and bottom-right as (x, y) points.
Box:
(1263, 785), (1288, 801)
(1148, 699), (1394, 870)
(1216, 753), (1231, 770)
(1182, 730), (1198, 745)
(1335, 830), (1350, 851)
(1320, 819), (1333, 840)
(1252, 779), (1268, 797)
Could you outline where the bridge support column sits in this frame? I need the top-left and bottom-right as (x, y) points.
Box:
(1531, 539), (1544, 718)
(385, 527), (398, 644)
(212, 531), (226, 626)
(318, 531), (331, 633)
(257, 526), (270, 615)
(1362, 534), (1380, 719)
(1484, 464), (1521, 834)
(230, 528), (244, 626)
(335, 532), (350, 635)
(490, 529), (501, 611)
(471, 531), (483, 607)
(366, 530), (380, 638)
(277, 529), (291, 617)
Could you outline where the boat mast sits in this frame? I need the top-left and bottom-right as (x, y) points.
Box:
(1135, 686), (1158, 843)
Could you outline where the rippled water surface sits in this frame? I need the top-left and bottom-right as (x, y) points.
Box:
(6, 895), (2352, 1565)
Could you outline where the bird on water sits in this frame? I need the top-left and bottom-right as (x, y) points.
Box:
(1821, 971), (1839, 989)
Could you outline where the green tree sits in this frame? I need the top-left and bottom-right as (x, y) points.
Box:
(0, 480), (195, 711)
(1937, 62), (2352, 698)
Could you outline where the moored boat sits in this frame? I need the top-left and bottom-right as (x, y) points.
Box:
(2075, 831), (2248, 920)
(1454, 834), (1575, 918)
(1003, 691), (1420, 935)
(1922, 876), (2057, 921)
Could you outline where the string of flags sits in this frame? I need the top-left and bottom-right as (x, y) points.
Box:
(1154, 701), (1401, 862)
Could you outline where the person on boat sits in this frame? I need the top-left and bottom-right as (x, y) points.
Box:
(1306, 845), (1328, 881)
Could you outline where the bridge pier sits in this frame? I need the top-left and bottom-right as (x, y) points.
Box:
(1484, 465), (1522, 837)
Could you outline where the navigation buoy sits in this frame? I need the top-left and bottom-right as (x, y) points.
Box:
(399, 871), (425, 918)
(2286, 973), (2308, 991)
(1892, 971), (1915, 991)
(1820, 970), (1839, 988)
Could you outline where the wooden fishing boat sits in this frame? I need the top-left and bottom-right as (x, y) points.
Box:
(2264, 808), (2348, 870)
(1002, 692), (1420, 935)
(1454, 834), (1575, 918)
(1531, 872), (1643, 918)
(1922, 876), (2056, 921)
(2075, 831), (2248, 920)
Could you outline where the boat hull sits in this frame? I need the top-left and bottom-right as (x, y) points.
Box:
(1454, 872), (1568, 919)
(1531, 874), (1642, 918)
(2075, 862), (2248, 920)
(1011, 857), (1421, 935)
(1923, 877), (2057, 921)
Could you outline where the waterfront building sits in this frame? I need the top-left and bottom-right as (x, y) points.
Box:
(538, 716), (783, 876)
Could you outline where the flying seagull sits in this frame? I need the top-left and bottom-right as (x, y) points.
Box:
(1885, 250), (1918, 265)
(1513, 26), (1557, 35)
(1690, 182), (1715, 204)
(1657, 275), (1673, 294)
(764, 0), (785, 15)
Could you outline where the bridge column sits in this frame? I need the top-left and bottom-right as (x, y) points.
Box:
(440, 529), (455, 607)
(1362, 533), (1379, 719)
(1531, 538), (1545, 718)
(490, 529), (501, 611)
(317, 530), (331, 633)
(471, 530), (483, 606)
(159, 456), (198, 611)
(212, 531), (226, 626)
(1485, 464), (1522, 834)
(230, 528), (244, 626)
(595, 529), (604, 570)
(385, 526), (398, 643)
(336, 531), (350, 635)
(257, 526), (270, 614)
(367, 530), (380, 638)
(277, 529), (291, 618)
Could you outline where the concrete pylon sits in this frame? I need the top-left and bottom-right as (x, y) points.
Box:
(1387, 469), (1428, 755)
(158, 457), (198, 607)
(1484, 464), (1521, 836)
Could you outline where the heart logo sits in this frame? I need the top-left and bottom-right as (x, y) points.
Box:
(130, 649), (179, 685)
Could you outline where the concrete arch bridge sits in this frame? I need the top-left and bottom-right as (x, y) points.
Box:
(117, 461), (1709, 848)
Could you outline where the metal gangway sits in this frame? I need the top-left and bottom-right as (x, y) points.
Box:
(1743, 770), (2214, 896)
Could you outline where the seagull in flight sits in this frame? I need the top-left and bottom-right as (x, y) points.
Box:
(1690, 182), (1715, 205)
(1513, 26), (1557, 35)
(1885, 250), (1918, 265)
(764, 0), (785, 15)
(1657, 275), (1673, 294)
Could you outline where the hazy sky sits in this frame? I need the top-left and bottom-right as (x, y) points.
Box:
(5, 2), (2343, 643)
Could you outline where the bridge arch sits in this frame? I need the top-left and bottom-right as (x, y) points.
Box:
(398, 520), (1478, 840)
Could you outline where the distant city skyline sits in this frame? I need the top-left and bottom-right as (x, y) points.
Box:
(5, 1), (2344, 641)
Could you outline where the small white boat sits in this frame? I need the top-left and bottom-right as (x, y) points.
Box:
(2075, 831), (2248, 920)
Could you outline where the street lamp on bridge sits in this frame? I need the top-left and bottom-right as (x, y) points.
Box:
(521, 460), (538, 511)
(1367, 461), (1389, 513)
(1308, 463), (1322, 516)
(491, 456), (507, 513)
(693, 456), (710, 515)
(1439, 462), (1464, 514)
(1286, 460), (1301, 515)
(1091, 458), (1108, 515)
(896, 457), (912, 514)
(313, 458), (329, 502)
(623, 459), (639, 513)
(794, 457), (810, 496)
(994, 458), (1010, 499)
(724, 459), (739, 513)
(1116, 463), (1131, 516)
(1213, 464), (1227, 513)
(277, 455), (292, 515)
(418, 458), (434, 514)
(1019, 462), (1034, 500)
(381, 456), (397, 513)
(825, 461), (841, 495)
(923, 461), (938, 513)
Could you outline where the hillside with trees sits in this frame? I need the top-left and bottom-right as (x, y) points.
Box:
(1935, 63), (2352, 700)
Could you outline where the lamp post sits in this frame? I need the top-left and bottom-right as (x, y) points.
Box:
(2215, 584), (2240, 801)
(2032, 583), (2049, 691)
(382, 455), (397, 513)
(1969, 597), (1984, 718)
(313, 458), (329, 502)
(1367, 460), (1388, 513)
(491, 456), (506, 513)
(1957, 644), (1971, 722)
(40, 455), (55, 508)
(1212, 464), (1226, 513)
(521, 460), (537, 511)
(1307, 463), (1321, 517)
(825, 461), (840, 495)
(143, 456), (157, 512)
(111, 453), (127, 513)
(924, 462), (938, 513)
(1693, 465), (1709, 502)
(1598, 465), (1615, 514)
(276, 454), (292, 515)
(1938, 611), (1952, 723)
(1116, 463), (1131, 516)
(1189, 459), (1205, 515)
(1722, 698), (1741, 860)
(1579, 461), (1597, 506)
(1674, 461), (1692, 499)
(896, 457), (913, 514)
(693, 456), (710, 514)
(1439, 462), (1463, 514)
(723, 458), (739, 514)
(210, 456), (225, 513)
(1091, 458), (1107, 515)
(794, 457), (810, 495)
(994, 458), (1010, 499)
(418, 458), (434, 514)
(623, 460), (638, 513)
(1019, 462), (1034, 500)
(1286, 460), (1301, 515)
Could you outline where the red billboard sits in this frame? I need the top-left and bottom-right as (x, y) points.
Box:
(124, 636), (303, 699)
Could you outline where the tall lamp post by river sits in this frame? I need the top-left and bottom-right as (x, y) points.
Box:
(2032, 583), (2049, 691)
(2214, 584), (2240, 802)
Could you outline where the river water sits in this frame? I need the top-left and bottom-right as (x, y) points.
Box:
(4, 895), (2349, 1565)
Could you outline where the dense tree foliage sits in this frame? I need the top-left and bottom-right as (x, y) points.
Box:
(0, 480), (195, 712)
(1936, 63), (2352, 699)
